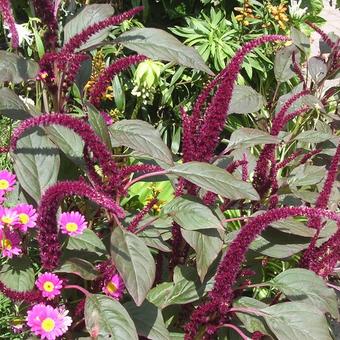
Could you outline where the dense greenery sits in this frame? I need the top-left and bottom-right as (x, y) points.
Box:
(0, 0), (339, 339)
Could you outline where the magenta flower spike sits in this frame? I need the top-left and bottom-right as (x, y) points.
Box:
(89, 55), (147, 107)
(26, 304), (72, 340)
(0, 229), (21, 258)
(10, 113), (121, 193)
(0, 281), (43, 303)
(59, 211), (87, 236)
(0, 170), (16, 192)
(0, 0), (19, 48)
(13, 204), (37, 232)
(102, 273), (125, 299)
(185, 206), (340, 339)
(61, 7), (143, 54)
(36, 273), (63, 300)
(194, 35), (289, 162)
(36, 180), (124, 270)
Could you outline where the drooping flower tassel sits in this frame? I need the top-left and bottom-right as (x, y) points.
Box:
(37, 180), (125, 270)
(184, 207), (340, 339)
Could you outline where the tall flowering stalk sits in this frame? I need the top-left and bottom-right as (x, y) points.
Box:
(0, 0), (19, 48)
(10, 113), (121, 193)
(185, 206), (340, 339)
(89, 55), (147, 107)
(31, 0), (58, 49)
(61, 7), (143, 54)
(36, 180), (125, 270)
(0, 281), (43, 303)
(189, 35), (289, 163)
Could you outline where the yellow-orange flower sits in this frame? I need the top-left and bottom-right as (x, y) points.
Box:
(268, 3), (289, 30)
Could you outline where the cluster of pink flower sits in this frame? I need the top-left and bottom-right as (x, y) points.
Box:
(0, 170), (37, 258)
(0, 170), (88, 259)
(26, 272), (71, 339)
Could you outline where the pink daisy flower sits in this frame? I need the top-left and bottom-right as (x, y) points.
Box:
(36, 273), (63, 300)
(26, 304), (72, 340)
(102, 273), (124, 299)
(14, 204), (38, 232)
(0, 206), (19, 228)
(59, 211), (87, 236)
(0, 170), (16, 192)
(0, 230), (21, 258)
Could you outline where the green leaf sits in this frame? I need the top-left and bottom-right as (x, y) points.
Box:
(0, 88), (31, 120)
(162, 197), (223, 231)
(66, 229), (107, 257)
(45, 125), (85, 167)
(270, 218), (315, 237)
(118, 28), (213, 75)
(233, 297), (270, 335)
(113, 75), (126, 112)
(227, 128), (280, 150)
(0, 257), (35, 292)
(63, 4), (115, 51)
(0, 51), (39, 83)
(124, 300), (170, 340)
(11, 128), (60, 203)
(55, 258), (99, 280)
(269, 268), (339, 318)
(274, 45), (301, 82)
(288, 164), (325, 187)
(263, 302), (331, 340)
(109, 119), (173, 166)
(111, 226), (156, 306)
(295, 130), (332, 143)
(308, 57), (327, 84)
(85, 294), (138, 339)
(167, 162), (259, 200)
(182, 228), (222, 282)
(301, 0), (323, 15)
(291, 27), (310, 54)
(229, 85), (266, 114)
(86, 103), (112, 149)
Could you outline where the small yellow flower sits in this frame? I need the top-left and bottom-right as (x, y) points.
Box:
(268, 2), (289, 30)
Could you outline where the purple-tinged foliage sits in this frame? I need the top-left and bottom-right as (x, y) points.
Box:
(61, 7), (143, 54)
(89, 55), (147, 107)
(37, 180), (125, 270)
(0, 281), (43, 303)
(185, 207), (340, 339)
(31, 0), (58, 49)
(10, 113), (121, 193)
(0, 0), (19, 48)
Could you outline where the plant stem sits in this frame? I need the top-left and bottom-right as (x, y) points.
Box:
(219, 323), (251, 340)
(327, 283), (340, 292)
(136, 216), (159, 234)
(64, 285), (91, 297)
(124, 170), (167, 191)
(222, 216), (249, 224)
(229, 307), (268, 317)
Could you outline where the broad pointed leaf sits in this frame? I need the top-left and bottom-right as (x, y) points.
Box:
(274, 45), (301, 82)
(111, 226), (156, 306)
(168, 162), (259, 200)
(118, 28), (213, 75)
(0, 88), (31, 120)
(85, 294), (138, 339)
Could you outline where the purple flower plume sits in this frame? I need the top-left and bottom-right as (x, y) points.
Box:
(10, 113), (121, 193)
(119, 164), (163, 181)
(0, 0), (19, 48)
(32, 0), (58, 49)
(37, 180), (125, 270)
(185, 206), (340, 339)
(306, 21), (338, 50)
(0, 281), (43, 303)
(62, 7), (143, 54)
(192, 35), (289, 162)
(89, 55), (147, 107)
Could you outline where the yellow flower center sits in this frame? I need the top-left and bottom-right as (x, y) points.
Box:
(106, 281), (118, 294)
(43, 281), (55, 292)
(65, 222), (78, 232)
(1, 216), (13, 224)
(41, 318), (55, 332)
(19, 213), (29, 224)
(1, 239), (12, 250)
(0, 179), (9, 190)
